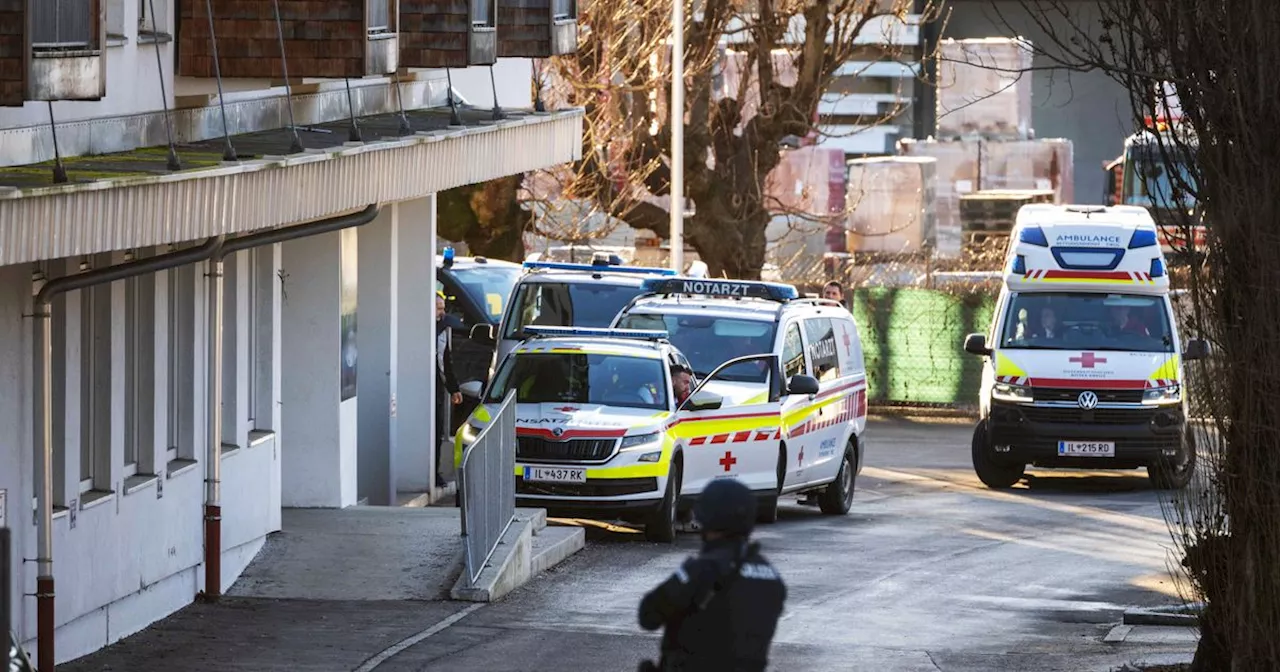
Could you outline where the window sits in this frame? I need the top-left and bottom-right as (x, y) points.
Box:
(471, 0), (495, 27)
(138, 0), (168, 33)
(167, 264), (197, 467)
(368, 0), (394, 34)
(448, 265), (522, 324)
(248, 246), (276, 432)
(802, 318), (841, 383)
(781, 322), (808, 378)
(486, 352), (669, 410)
(79, 276), (112, 495)
(1000, 292), (1175, 353)
(49, 290), (69, 507)
(504, 281), (649, 338)
(221, 254), (241, 448)
(33, 0), (95, 48)
(614, 312), (777, 383)
(124, 271), (158, 479)
(551, 0), (576, 20)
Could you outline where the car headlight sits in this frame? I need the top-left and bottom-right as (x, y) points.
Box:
(992, 382), (1032, 403)
(1143, 385), (1181, 405)
(620, 432), (661, 449)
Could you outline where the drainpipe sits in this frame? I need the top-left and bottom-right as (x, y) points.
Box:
(31, 235), (225, 672)
(201, 204), (379, 602)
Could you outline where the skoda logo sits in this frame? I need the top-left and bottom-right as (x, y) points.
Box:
(551, 427), (565, 437)
(1077, 391), (1099, 410)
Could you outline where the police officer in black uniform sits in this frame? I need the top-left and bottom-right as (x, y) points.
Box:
(637, 478), (787, 672)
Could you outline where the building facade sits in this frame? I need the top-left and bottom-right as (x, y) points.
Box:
(0, 0), (581, 667)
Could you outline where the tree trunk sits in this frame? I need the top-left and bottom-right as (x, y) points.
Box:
(436, 175), (528, 261)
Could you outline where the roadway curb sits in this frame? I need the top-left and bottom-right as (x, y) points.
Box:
(450, 508), (583, 603)
(1123, 603), (1202, 627)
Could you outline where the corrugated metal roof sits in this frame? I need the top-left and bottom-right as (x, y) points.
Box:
(0, 106), (584, 266)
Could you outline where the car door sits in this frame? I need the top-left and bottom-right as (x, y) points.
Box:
(668, 353), (784, 498)
(777, 319), (818, 490)
(800, 316), (852, 483)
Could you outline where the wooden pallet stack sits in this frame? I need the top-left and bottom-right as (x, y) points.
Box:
(959, 189), (1055, 246)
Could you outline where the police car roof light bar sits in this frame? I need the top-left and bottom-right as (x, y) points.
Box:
(640, 277), (800, 302)
(524, 326), (670, 341)
(521, 260), (678, 276)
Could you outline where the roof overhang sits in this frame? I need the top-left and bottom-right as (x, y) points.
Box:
(0, 109), (584, 266)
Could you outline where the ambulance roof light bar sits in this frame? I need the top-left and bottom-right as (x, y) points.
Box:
(523, 326), (671, 341)
(640, 277), (800, 302)
(521, 258), (677, 276)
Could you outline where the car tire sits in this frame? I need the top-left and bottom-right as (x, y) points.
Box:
(756, 448), (785, 524)
(971, 420), (1025, 489)
(1149, 430), (1197, 490)
(819, 441), (857, 515)
(645, 461), (681, 543)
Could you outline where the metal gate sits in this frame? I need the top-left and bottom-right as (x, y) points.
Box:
(457, 391), (517, 585)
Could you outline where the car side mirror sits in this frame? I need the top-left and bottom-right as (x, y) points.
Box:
(963, 333), (992, 356)
(459, 380), (484, 399)
(1184, 338), (1210, 361)
(786, 374), (820, 396)
(684, 390), (724, 412)
(469, 323), (496, 346)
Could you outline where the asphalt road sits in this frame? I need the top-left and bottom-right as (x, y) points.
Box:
(371, 416), (1198, 672)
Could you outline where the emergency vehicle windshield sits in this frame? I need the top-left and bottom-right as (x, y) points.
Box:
(614, 313), (777, 383)
(485, 351), (669, 410)
(1000, 292), (1174, 353)
(1123, 146), (1198, 210)
(450, 265), (521, 321)
(504, 283), (649, 337)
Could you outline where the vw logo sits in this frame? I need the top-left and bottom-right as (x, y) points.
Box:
(1077, 391), (1099, 410)
(551, 427), (565, 438)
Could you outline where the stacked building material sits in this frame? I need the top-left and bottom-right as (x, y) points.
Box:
(896, 138), (983, 257)
(981, 138), (1075, 203)
(845, 156), (938, 255)
(959, 189), (1056, 246)
(935, 37), (1035, 140)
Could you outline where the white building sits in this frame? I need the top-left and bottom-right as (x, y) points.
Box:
(0, 0), (581, 667)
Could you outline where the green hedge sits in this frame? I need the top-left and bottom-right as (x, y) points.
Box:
(851, 288), (996, 406)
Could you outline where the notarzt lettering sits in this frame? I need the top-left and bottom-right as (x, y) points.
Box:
(680, 280), (747, 296)
(808, 337), (837, 361)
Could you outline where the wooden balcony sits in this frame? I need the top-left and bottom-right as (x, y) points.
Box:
(176, 0), (398, 79)
(497, 0), (576, 58)
(399, 0), (496, 68)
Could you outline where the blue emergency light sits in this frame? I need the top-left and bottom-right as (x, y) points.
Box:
(640, 277), (799, 302)
(1128, 228), (1158, 249)
(524, 326), (670, 341)
(1018, 226), (1049, 247)
(442, 246), (456, 268)
(521, 260), (677, 276)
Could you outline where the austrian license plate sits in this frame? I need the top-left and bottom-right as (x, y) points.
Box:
(1057, 441), (1116, 457)
(523, 466), (587, 483)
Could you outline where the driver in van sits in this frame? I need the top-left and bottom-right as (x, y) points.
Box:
(1029, 306), (1060, 340)
(1107, 305), (1150, 337)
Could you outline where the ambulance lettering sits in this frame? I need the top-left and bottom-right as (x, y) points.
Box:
(1054, 234), (1122, 246)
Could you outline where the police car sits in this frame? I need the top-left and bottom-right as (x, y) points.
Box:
(455, 326), (822, 543)
(964, 204), (1209, 490)
(611, 278), (869, 521)
(465, 254), (677, 378)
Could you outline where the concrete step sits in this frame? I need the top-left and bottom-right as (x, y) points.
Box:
(530, 525), (586, 576)
(517, 507), (547, 533)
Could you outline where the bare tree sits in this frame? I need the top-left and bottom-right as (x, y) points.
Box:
(1002, 2), (1280, 669)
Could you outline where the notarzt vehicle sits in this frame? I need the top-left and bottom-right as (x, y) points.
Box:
(964, 204), (1209, 490)
(612, 277), (869, 520)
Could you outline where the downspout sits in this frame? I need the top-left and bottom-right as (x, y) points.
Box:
(32, 235), (226, 672)
(201, 204), (379, 602)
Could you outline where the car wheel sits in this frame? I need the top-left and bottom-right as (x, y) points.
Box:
(971, 420), (1025, 489)
(819, 441), (857, 515)
(645, 461), (681, 543)
(1149, 430), (1197, 490)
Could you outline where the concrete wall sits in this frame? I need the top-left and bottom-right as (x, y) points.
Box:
(940, 1), (1132, 205)
(0, 246), (283, 665)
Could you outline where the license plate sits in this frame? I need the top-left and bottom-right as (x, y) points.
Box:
(523, 466), (587, 483)
(1057, 441), (1116, 457)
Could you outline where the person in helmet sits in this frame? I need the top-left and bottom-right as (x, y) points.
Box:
(637, 478), (787, 672)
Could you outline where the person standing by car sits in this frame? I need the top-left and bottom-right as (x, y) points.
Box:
(637, 478), (787, 672)
(436, 292), (463, 489)
(822, 280), (847, 308)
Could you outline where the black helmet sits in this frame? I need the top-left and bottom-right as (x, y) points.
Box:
(694, 478), (757, 536)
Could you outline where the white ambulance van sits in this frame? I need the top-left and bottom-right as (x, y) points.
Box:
(963, 205), (1209, 490)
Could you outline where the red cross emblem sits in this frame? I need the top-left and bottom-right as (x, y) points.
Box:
(797, 446), (805, 465)
(1069, 352), (1108, 369)
(719, 451), (737, 472)
(552, 406), (578, 413)
(840, 329), (852, 356)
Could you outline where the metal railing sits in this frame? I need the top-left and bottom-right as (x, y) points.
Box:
(32, 0), (94, 49)
(458, 391), (517, 585)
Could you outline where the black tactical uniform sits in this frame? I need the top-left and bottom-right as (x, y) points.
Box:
(637, 479), (787, 672)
